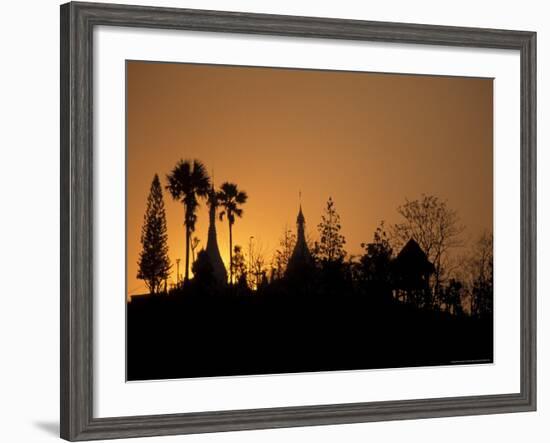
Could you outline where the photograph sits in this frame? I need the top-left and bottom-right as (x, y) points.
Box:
(126, 61), (494, 381)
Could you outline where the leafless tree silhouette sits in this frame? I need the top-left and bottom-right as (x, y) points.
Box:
(392, 194), (464, 304)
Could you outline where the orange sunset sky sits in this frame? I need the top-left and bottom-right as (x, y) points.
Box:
(126, 61), (493, 296)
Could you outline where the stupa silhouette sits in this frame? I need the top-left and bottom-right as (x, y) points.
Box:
(286, 201), (314, 275)
(205, 185), (228, 284)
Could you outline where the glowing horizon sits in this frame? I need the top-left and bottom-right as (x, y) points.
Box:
(127, 62), (493, 296)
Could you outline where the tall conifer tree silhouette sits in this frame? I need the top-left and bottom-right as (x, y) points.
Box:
(137, 174), (171, 294)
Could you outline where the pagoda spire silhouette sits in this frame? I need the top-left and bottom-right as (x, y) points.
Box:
(286, 193), (314, 275)
(206, 183), (228, 284)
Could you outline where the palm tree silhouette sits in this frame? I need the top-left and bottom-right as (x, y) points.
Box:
(217, 182), (248, 284)
(166, 159), (210, 283)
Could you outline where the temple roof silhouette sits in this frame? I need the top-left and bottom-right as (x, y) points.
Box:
(393, 238), (435, 275)
(286, 204), (314, 275)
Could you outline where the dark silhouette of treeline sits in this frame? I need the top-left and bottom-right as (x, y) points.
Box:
(128, 288), (492, 380)
(128, 160), (493, 381)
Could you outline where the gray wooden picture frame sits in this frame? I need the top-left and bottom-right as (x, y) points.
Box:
(60, 1), (537, 441)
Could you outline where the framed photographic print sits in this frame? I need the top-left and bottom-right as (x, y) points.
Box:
(60, 1), (536, 441)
